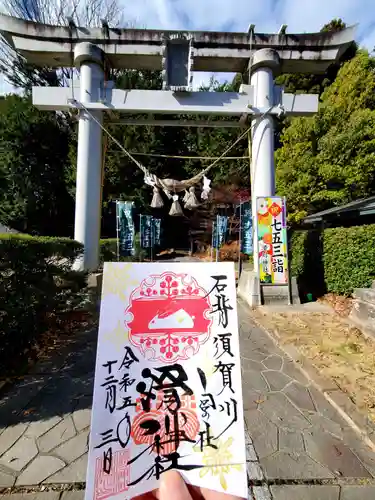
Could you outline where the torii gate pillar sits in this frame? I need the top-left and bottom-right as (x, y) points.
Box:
(250, 48), (280, 272)
(73, 43), (104, 271)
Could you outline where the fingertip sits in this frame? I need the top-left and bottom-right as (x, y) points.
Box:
(158, 470), (191, 500)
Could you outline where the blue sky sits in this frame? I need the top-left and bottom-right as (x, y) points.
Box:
(2, 0), (375, 92)
(122, 0), (375, 43)
(120, 0), (375, 87)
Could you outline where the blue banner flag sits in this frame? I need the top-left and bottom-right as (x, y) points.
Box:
(212, 221), (217, 249)
(152, 218), (161, 246)
(116, 201), (135, 256)
(216, 215), (228, 248)
(140, 215), (153, 248)
(240, 201), (253, 255)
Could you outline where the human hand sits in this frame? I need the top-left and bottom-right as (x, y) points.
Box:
(133, 470), (245, 500)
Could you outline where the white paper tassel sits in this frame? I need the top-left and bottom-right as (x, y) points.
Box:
(151, 187), (164, 208)
(144, 174), (155, 187)
(163, 189), (172, 200)
(169, 194), (184, 216)
(183, 190), (189, 203)
(201, 175), (212, 200)
(184, 186), (200, 210)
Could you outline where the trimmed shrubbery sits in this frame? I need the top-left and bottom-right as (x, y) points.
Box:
(100, 238), (118, 263)
(0, 234), (86, 375)
(99, 235), (147, 264)
(290, 224), (375, 298)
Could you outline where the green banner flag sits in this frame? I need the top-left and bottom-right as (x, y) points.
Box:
(116, 201), (135, 256)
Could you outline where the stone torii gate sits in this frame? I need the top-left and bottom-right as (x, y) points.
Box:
(0, 14), (355, 273)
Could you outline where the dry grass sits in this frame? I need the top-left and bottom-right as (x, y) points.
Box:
(319, 293), (354, 318)
(251, 309), (375, 423)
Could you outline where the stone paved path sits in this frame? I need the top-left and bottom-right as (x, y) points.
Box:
(1, 301), (375, 499)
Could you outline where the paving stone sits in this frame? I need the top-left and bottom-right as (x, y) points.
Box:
(245, 429), (253, 445)
(72, 397), (92, 432)
(250, 337), (281, 355)
(0, 422), (28, 456)
(245, 408), (275, 438)
(351, 449), (375, 477)
(0, 434), (38, 472)
(239, 326), (251, 342)
(32, 391), (76, 419)
(298, 363), (338, 392)
(62, 344), (96, 378)
(307, 413), (343, 440)
(53, 429), (89, 462)
(45, 453), (88, 483)
(261, 451), (334, 479)
(38, 416), (76, 453)
(308, 387), (347, 426)
(247, 460), (264, 480)
(16, 455), (65, 485)
(252, 485), (272, 500)
(0, 465), (16, 487)
(0, 376), (48, 426)
(245, 430), (258, 461)
(341, 429), (375, 477)
(278, 428), (305, 453)
(262, 370), (292, 391)
(326, 390), (370, 431)
(281, 361), (310, 386)
(61, 492), (85, 500)
(242, 389), (266, 411)
(246, 442), (258, 461)
(303, 429), (372, 477)
(25, 416), (63, 439)
(245, 410), (278, 458)
(241, 369), (270, 392)
(34, 375), (92, 418)
(1, 493), (61, 500)
(283, 383), (316, 412)
(241, 358), (264, 373)
(259, 392), (311, 431)
(251, 418), (278, 460)
(340, 485), (375, 499)
(262, 355), (283, 371)
(239, 327), (252, 342)
(241, 350), (267, 364)
(270, 485), (340, 500)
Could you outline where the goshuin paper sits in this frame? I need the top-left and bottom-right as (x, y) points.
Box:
(85, 262), (247, 500)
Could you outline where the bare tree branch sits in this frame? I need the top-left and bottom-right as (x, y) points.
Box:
(0, 0), (125, 91)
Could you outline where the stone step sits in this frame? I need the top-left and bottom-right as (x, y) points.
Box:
(349, 298), (375, 324)
(353, 287), (375, 304)
(348, 314), (375, 340)
(237, 269), (300, 306)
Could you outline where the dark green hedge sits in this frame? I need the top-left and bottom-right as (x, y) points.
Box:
(0, 234), (85, 375)
(100, 238), (118, 262)
(290, 225), (375, 297)
(99, 235), (146, 264)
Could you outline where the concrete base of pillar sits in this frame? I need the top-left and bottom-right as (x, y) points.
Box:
(237, 268), (300, 307)
(87, 272), (103, 311)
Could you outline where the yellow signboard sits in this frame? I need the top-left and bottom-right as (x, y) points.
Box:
(256, 197), (288, 284)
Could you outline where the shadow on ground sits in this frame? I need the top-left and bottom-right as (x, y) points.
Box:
(0, 327), (96, 429)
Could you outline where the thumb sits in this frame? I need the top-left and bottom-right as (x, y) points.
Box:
(157, 471), (192, 500)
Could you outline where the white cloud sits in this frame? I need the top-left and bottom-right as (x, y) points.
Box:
(121, 0), (375, 49)
(3, 0), (375, 93)
(119, 0), (375, 86)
